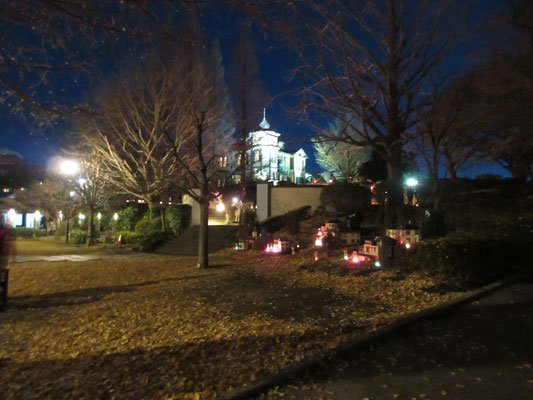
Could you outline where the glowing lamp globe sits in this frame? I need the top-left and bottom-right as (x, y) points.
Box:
(216, 202), (225, 212)
(406, 178), (419, 187)
(60, 160), (79, 176)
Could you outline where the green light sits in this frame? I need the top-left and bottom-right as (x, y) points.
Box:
(406, 178), (418, 187)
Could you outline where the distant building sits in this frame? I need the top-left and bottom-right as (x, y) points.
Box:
(243, 109), (308, 185)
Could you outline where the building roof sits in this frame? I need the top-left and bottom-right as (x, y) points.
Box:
(259, 108), (270, 130)
(281, 148), (308, 158)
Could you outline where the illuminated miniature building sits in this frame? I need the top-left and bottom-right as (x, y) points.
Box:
(385, 228), (420, 246)
(265, 237), (291, 254)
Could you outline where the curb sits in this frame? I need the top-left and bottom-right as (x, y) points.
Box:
(221, 274), (523, 400)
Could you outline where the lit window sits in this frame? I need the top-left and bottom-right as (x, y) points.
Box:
(254, 150), (260, 162)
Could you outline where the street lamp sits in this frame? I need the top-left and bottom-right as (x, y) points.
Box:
(405, 178), (419, 187)
(59, 159), (79, 176)
(34, 210), (42, 229)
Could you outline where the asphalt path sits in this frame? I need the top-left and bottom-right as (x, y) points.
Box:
(261, 280), (533, 400)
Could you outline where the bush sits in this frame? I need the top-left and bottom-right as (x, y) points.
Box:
(71, 232), (87, 245)
(137, 230), (174, 252)
(116, 206), (145, 231)
(115, 231), (139, 245)
(134, 214), (160, 236)
(166, 205), (192, 234)
(320, 182), (371, 215)
(401, 219), (532, 287)
(13, 228), (47, 238)
(420, 209), (446, 239)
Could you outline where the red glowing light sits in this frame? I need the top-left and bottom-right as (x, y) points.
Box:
(314, 256), (319, 261)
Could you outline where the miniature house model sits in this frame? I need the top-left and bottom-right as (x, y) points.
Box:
(386, 228), (420, 246)
(265, 237), (291, 254)
(338, 231), (361, 246)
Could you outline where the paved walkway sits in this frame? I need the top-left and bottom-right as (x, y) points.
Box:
(262, 280), (533, 400)
(12, 253), (173, 263)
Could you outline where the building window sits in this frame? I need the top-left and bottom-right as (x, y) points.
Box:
(218, 156), (227, 168)
(254, 150), (260, 162)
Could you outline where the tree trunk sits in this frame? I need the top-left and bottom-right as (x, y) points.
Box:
(197, 198), (209, 268)
(87, 207), (95, 246)
(160, 206), (167, 231)
(65, 218), (70, 243)
(384, 144), (403, 229)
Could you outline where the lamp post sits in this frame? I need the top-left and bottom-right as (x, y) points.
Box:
(59, 159), (79, 243)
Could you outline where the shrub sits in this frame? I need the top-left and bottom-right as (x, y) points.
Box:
(320, 182), (371, 215)
(166, 205), (192, 234)
(137, 230), (174, 252)
(13, 228), (47, 238)
(134, 214), (160, 236)
(71, 232), (87, 245)
(401, 220), (531, 287)
(115, 231), (139, 245)
(116, 206), (145, 231)
(420, 209), (446, 239)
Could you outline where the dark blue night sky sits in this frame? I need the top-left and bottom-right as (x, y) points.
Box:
(0, 1), (511, 178)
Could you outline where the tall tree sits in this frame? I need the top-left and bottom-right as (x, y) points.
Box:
(413, 76), (481, 210)
(0, 0), (185, 117)
(162, 34), (234, 268)
(70, 158), (107, 246)
(77, 56), (180, 230)
(229, 23), (267, 192)
(262, 0), (467, 227)
(468, 0), (533, 181)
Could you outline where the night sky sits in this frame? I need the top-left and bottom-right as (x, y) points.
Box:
(0, 1), (511, 178)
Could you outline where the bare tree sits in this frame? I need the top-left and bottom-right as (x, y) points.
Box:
(0, 0), (187, 117)
(261, 0), (467, 227)
(229, 22), (268, 192)
(77, 58), (180, 230)
(13, 176), (78, 239)
(413, 76), (481, 210)
(65, 157), (107, 246)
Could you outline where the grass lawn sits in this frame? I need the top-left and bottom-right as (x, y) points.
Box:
(14, 238), (132, 257)
(0, 250), (463, 399)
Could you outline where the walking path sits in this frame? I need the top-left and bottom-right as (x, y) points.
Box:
(12, 253), (171, 263)
(262, 280), (533, 400)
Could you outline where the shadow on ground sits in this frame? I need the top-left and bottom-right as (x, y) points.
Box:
(261, 282), (533, 399)
(6, 275), (211, 310)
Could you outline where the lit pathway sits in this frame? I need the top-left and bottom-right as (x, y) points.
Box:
(13, 253), (172, 263)
(261, 280), (533, 400)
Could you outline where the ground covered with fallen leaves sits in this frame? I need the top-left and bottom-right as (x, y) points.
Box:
(0, 250), (463, 399)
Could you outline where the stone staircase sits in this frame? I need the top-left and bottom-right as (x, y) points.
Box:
(156, 225), (239, 256)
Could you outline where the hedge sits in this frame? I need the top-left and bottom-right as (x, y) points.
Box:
(13, 228), (48, 238)
(401, 218), (532, 287)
